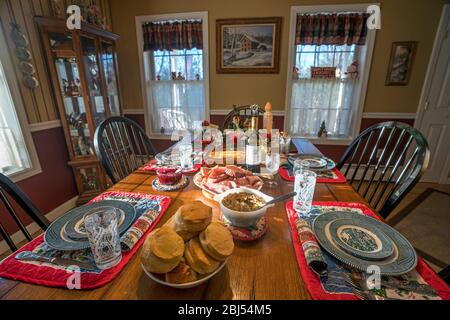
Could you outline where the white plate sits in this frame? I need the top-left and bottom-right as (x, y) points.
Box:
(141, 260), (227, 289)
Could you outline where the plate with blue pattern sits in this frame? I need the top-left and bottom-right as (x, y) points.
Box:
(288, 154), (336, 172)
(44, 200), (136, 251)
(329, 218), (394, 261)
(312, 211), (417, 276)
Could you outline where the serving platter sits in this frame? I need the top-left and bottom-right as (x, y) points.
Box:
(45, 200), (136, 251)
(141, 260), (227, 289)
(312, 211), (417, 276)
(288, 154), (336, 172)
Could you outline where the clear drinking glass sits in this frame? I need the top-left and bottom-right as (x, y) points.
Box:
(265, 152), (280, 187)
(179, 144), (194, 170)
(84, 207), (122, 270)
(293, 160), (317, 217)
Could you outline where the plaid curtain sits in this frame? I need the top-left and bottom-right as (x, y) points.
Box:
(143, 19), (203, 51)
(295, 13), (369, 46)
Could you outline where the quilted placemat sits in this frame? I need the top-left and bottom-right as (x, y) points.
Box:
(0, 191), (171, 290)
(286, 201), (450, 300)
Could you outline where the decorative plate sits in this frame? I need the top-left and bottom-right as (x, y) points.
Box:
(152, 176), (189, 192)
(288, 154), (336, 172)
(329, 218), (394, 261)
(45, 200), (136, 251)
(312, 211), (417, 276)
(222, 215), (268, 242)
(141, 260), (227, 289)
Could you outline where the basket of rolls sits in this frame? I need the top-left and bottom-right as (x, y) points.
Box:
(140, 201), (234, 288)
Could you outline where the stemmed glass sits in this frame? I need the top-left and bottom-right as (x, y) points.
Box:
(265, 152), (281, 188)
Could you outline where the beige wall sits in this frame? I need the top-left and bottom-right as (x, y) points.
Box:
(110, 0), (449, 114)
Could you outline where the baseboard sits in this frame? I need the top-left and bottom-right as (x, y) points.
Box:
(0, 196), (78, 255)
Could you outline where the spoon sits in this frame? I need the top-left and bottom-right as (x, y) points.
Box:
(262, 192), (297, 208)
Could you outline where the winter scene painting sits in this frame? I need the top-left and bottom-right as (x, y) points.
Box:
(217, 17), (281, 73)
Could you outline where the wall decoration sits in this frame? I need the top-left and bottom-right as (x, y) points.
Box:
(10, 23), (39, 89)
(386, 42), (417, 86)
(216, 17), (282, 74)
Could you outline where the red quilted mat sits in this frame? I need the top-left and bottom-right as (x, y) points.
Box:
(286, 201), (450, 300)
(279, 167), (347, 184)
(0, 191), (171, 290)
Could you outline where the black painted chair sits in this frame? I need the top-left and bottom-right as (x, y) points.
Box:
(438, 266), (450, 285)
(337, 122), (430, 219)
(94, 116), (156, 184)
(0, 173), (50, 252)
(221, 105), (265, 131)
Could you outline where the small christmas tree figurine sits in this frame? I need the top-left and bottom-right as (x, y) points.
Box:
(318, 121), (328, 138)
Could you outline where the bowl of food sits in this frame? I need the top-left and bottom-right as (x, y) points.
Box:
(141, 201), (234, 289)
(156, 167), (182, 185)
(214, 187), (274, 228)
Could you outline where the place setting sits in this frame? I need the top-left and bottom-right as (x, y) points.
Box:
(0, 192), (171, 290)
(279, 154), (347, 184)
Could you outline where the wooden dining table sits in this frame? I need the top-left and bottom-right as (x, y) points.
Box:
(0, 139), (377, 300)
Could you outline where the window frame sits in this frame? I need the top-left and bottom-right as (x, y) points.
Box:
(135, 11), (210, 139)
(0, 27), (42, 182)
(284, 4), (378, 145)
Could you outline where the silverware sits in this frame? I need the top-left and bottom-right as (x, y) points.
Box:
(263, 192), (297, 208)
(15, 251), (96, 271)
(345, 273), (439, 300)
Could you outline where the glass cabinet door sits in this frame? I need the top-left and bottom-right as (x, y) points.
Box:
(49, 32), (94, 157)
(81, 36), (107, 127)
(101, 41), (121, 116)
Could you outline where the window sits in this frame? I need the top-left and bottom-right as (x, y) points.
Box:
(137, 12), (209, 137)
(0, 57), (33, 178)
(0, 28), (40, 180)
(286, 5), (376, 143)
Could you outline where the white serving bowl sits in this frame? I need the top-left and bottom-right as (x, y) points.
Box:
(141, 260), (227, 289)
(214, 187), (274, 228)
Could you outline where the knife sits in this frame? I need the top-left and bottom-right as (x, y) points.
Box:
(15, 251), (97, 271)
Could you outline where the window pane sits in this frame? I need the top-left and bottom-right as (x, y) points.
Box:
(0, 58), (31, 176)
(291, 44), (359, 138)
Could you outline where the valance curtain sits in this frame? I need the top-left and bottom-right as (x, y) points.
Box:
(295, 12), (369, 46)
(143, 19), (203, 52)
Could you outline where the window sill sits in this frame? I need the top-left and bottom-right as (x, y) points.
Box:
(294, 136), (353, 146)
(148, 134), (175, 140)
(7, 166), (43, 183)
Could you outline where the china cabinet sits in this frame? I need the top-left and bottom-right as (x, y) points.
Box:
(35, 17), (122, 204)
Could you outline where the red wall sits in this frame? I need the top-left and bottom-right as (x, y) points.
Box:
(0, 127), (78, 237)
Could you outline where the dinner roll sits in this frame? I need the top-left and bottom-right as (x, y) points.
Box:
(175, 201), (212, 232)
(165, 260), (198, 284)
(199, 221), (234, 261)
(185, 237), (220, 274)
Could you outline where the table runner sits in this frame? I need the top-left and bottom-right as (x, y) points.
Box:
(279, 167), (347, 184)
(142, 159), (202, 174)
(0, 191), (171, 290)
(286, 201), (450, 300)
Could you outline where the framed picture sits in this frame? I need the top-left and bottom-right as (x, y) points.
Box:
(386, 41), (417, 86)
(216, 17), (282, 74)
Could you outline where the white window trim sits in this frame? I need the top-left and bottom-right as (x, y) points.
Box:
(284, 4), (378, 145)
(0, 28), (42, 182)
(135, 11), (210, 139)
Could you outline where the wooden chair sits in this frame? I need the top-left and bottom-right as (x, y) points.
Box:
(94, 116), (156, 184)
(0, 173), (50, 252)
(221, 105), (265, 131)
(337, 122), (430, 219)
